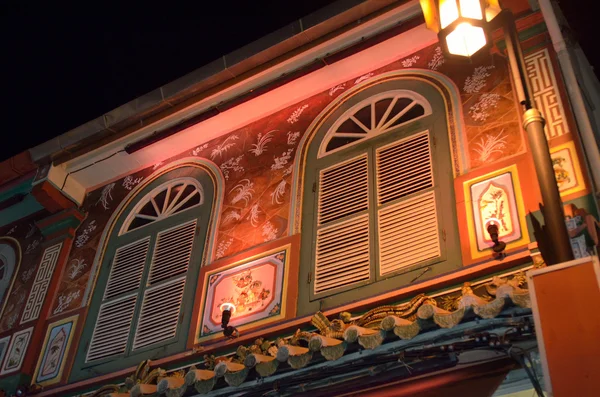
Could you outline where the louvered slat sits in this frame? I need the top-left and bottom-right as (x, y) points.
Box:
(318, 155), (368, 225)
(378, 191), (440, 275)
(104, 238), (150, 300)
(315, 214), (370, 294)
(133, 276), (186, 350)
(147, 220), (197, 285)
(376, 132), (433, 205)
(86, 294), (137, 362)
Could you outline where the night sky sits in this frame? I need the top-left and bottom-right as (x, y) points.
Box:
(0, 0), (597, 163)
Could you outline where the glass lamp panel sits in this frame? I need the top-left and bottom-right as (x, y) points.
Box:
(445, 23), (487, 57)
(439, 0), (459, 29)
(459, 0), (483, 20)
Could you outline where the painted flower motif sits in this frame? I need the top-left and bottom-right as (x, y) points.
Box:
(209, 274), (220, 286)
(469, 93), (500, 122)
(122, 175), (143, 191)
(464, 65), (495, 94)
(428, 47), (445, 71)
(355, 73), (374, 85)
(286, 131), (300, 146)
(220, 155), (244, 180)
(192, 143), (209, 156)
(248, 131), (274, 156)
(211, 135), (239, 160)
(6, 225), (17, 236)
(473, 130), (508, 162)
(401, 55), (420, 67)
(230, 179), (255, 207)
(269, 303), (281, 316)
(20, 267), (35, 283)
(153, 161), (164, 170)
(222, 210), (242, 225)
(75, 220), (97, 248)
(97, 183), (115, 210)
(53, 290), (81, 315)
(249, 204), (262, 227)
(271, 149), (294, 171)
(261, 221), (278, 242)
(68, 258), (87, 280)
(26, 224), (37, 238)
(5, 313), (18, 330)
(270, 180), (287, 205)
(25, 239), (40, 255)
(215, 238), (234, 260)
(287, 104), (308, 124)
(329, 84), (346, 96)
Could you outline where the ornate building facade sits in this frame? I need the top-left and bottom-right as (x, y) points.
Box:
(0, 0), (598, 396)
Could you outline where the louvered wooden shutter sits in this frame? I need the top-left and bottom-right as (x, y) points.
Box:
(132, 220), (196, 350)
(104, 238), (150, 300)
(376, 131), (440, 276)
(86, 294), (137, 361)
(314, 155), (370, 294)
(87, 238), (150, 362)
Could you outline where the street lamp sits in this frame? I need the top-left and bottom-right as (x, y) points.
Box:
(419, 0), (574, 264)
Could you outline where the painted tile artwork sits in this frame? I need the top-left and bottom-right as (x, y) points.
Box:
(551, 141), (585, 197)
(33, 315), (78, 385)
(199, 249), (288, 340)
(466, 167), (527, 255)
(0, 326), (33, 375)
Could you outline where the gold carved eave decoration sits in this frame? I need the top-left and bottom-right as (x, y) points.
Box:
(87, 272), (533, 397)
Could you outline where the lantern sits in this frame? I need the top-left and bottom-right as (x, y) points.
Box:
(420, 0), (502, 57)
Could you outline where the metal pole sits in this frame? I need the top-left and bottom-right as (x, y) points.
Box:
(502, 12), (574, 264)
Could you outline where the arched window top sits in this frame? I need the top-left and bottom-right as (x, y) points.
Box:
(319, 90), (432, 157)
(121, 177), (204, 234)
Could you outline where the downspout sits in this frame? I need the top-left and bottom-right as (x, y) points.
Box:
(538, 0), (600, 199)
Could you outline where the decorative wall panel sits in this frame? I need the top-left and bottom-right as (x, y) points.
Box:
(0, 326), (33, 374)
(21, 242), (63, 323)
(33, 315), (78, 386)
(194, 235), (299, 344)
(464, 165), (529, 259)
(550, 140), (586, 197)
(525, 48), (569, 140)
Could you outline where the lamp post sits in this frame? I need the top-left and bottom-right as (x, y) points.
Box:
(419, 0), (574, 264)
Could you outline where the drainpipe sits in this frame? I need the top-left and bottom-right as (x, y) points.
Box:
(538, 0), (600, 200)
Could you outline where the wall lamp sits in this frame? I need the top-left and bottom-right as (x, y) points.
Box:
(486, 222), (506, 258)
(219, 303), (239, 339)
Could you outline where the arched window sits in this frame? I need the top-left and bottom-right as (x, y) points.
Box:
(299, 79), (461, 314)
(71, 166), (215, 381)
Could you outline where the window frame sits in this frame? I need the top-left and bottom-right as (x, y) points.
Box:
(70, 166), (215, 382)
(298, 79), (462, 315)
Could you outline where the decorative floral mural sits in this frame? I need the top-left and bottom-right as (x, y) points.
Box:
(50, 41), (530, 315)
